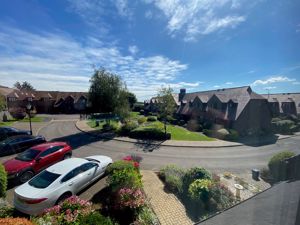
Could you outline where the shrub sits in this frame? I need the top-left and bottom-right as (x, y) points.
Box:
(223, 172), (232, 179)
(178, 120), (185, 126)
(79, 212), (116, 225)
(268, 151), (295, 181)
(134, 206), (159, 225)
(159, 165), (185, 181)
(9, 107), (26, 120)
(107, 160), (136, 174)
(165, 175), (183, 193)
(129, 128), (170, 140)
(209, 182), (235, 210)
(182, 167), (211, 193)
(138, 117), (147, 124)
(117, 188), (145, 209)
(188, 179), (212, 202)
(139, 110), (144, 115)
(187, 119), (201, 131)
(0, 218), (34, 225)
(0, 164), (7, 198)
(203, 129), (213, 137)
(271, 120), (295, 134)
(147, 116), (157, 122)
(166, 115), (177, 125)
(0, 206), (14, 218)
(120, 121), (138, 135)
(34, 196), (93, 225)
(108, 168), (143, 192)
(123, 156), (140, 168)
(215, 128), (230, 139)
(103, 122), (120, 132)
(225, 129), (239, 141)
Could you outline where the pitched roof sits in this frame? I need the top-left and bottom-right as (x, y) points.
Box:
(262, 93), (300, 114)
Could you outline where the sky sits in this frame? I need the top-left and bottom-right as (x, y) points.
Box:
(0, 0), (299, 101)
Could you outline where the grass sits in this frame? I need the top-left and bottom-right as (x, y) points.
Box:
(129, 111), (141, 120)
(140, 121), (214, 141)
(87, 119), (119, 130)
(0, 116), (45, 127)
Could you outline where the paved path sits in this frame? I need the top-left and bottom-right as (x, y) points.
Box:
(142, 170), (193, 225)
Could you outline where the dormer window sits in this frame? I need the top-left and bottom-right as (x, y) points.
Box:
(27, 97), (33, 101)
(8, 97), (16, 102)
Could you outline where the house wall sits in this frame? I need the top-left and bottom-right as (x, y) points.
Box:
(233, 99), (272, 135)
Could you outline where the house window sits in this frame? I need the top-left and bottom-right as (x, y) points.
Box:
(27, 97), (33, 101)
(8, 97), (16, 102)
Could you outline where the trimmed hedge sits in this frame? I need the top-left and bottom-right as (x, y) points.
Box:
(0, 164), (7, 198)
(147, 116), (157, 122)
(182, 167), (211, 194)
(268, 151), (295, 181)
(271, 120), (295, 134)
(137, 117), (147, 124)
(129, 128), (171, 140)
(119, 121), (138, 135)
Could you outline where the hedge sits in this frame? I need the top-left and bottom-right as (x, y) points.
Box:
(129, 128), (171, 140)
(0, 164), (7, 198)
(147, 116), (157, 122)
(119, 121), (138, 135)
(268, 151), (296, 181)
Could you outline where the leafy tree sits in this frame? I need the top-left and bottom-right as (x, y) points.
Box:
(157, 87), (176, 136)
(14, 81), (35, 91)
(0, 95), (6, 111)
(126, 92), (137, 109)
(88, 68), (129, 120)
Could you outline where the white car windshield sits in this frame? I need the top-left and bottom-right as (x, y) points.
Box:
(29, 170), (61, 189)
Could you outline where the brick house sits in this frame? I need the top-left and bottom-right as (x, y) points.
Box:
(145, 86), (273, 135)
(0, 85), (88, 114)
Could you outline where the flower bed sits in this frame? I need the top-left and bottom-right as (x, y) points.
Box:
(158, 165), (236, 222)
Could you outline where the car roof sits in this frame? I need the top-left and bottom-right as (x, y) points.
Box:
(31, 142), (67, 151)
(46, 158), (88, 175)
(0, 126), (18, 131)
(5, 134), (33, 140)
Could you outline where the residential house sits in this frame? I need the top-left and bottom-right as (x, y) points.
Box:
(0, 85), (88, 114)
(145, 86), (273, 136)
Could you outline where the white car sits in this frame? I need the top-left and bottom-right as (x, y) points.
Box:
(14, 155), (112, 215)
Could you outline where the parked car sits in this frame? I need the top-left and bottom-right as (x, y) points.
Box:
(0, 127), (31, 142)
(3, 142), (72, 183)
(0, 135), (46, 156)
(14, 155), (112, 215)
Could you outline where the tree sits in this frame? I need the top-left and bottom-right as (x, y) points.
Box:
(126, 92), (137, 109)
(14, 81), (35, 91)
(157, 87), (176, 136)
(88, 68), (130, 120)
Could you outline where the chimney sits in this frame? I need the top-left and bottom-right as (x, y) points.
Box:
(179, 88), (186, 102)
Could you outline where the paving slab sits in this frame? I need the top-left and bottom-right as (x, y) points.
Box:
(142, 170), (193, 225)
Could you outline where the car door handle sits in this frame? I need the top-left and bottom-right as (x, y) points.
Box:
(87, 172), (91, 175)
(68, 182), (74, 186)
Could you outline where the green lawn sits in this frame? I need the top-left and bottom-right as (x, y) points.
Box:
(19, 116), (45, 122)
(129, 111), (141, 120)
(140, 121), (214, 141)
(0, 121), (16, 127)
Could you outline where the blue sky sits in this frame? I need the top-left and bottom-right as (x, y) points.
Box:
(0, 0), (299, 100)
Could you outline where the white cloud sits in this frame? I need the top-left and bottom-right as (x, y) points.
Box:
(0, 25), (187, 101)
(248, 70), (255, 74)
(252, 76), (296, 86)
(213, 85), (221, 88)
(114, 0), (131, 17)
(293, 81), (300, 85)
(225, 82), (233, 85)
(263, 86), (277, 90)
(144, 0), (250, 41)
(145, 10), (153, 19)
(128, 45), (139, 55)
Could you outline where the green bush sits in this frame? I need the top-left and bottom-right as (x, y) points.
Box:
(268, 151), (295, 181)
(0, 206), (14, 218)
(0, 164), (7, 197)
(129, 128), (171, 140)
(166, 115), (177, 125)
(225, 129), (239, 141)
(107, 160), (136, 174)
(135, 206), (159, 225)
(103, 122), (120, 132)
(107, 168), (143, 191)
(120, 121), (138, 135)
(79, 212), (117, 225)
(159, 165), (185, 193)
(272, 120), (295, 134)
(188, 179), (212, 202)
(159, 165), (185, 180)
(139, 109), (144, 115)
(203, 129), (213, 137)
(165, 175), (183, 193)
(178, 120), (185, 126)
(138, 117), (147, 124)
(209, 182), (235, 210)
(147, 116), (157, 122)
(182, 167), (211, 193)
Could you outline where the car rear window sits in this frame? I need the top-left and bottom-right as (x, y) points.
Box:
(29, 170), (61, 189)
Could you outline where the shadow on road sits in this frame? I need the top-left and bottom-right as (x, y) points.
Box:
(134, 139), (164, 152)
(233, 134), (279, 147)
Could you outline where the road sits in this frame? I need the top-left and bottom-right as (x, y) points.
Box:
(37, 117), (300, 174)
(2, 115), (300, 206)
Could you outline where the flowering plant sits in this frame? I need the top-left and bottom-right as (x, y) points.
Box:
(123, 155), (140, 168)
(117, 188), (145, 210)
(34, 196), (93, 225)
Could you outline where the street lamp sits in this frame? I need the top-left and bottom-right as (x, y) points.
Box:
(26, 103), (32, 135)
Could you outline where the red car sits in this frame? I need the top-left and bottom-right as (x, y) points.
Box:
(3, 142), (72, 184)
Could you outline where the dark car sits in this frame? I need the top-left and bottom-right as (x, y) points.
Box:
(0, 135), (46, 156)
(0, 127), (31, 142)
(3, 142), (72, 183)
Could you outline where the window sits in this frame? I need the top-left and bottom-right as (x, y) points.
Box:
(15, 149), (41, 161)
(80, 162), (98, 172)
(61, 167), (82, 182)
(8, 97), (16, 102)
(29, 170), (61, 189)
(39, 146), (64, 157)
